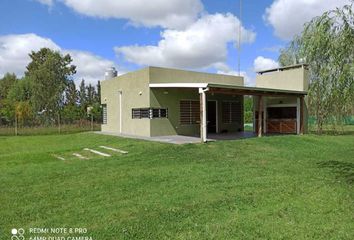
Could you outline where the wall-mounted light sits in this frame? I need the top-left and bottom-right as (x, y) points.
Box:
(139, 91), (142, 95)
(163, 91), (169, 95)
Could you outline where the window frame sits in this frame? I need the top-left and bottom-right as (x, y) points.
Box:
(180, 99), (200, 125)
(132, 108), (168, 119)
(102, 104), (107, 124)
(222, 101), (241, 124)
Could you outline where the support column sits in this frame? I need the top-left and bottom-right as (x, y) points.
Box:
(199, 88), (208, 142)
(200, 92), (203, 142)
(253, 96), (256, 133)
(300, 96), (304, 135)
(263, 97), (267, 134)
(258, 95), (263, 137)
(296, 97), (300, 134)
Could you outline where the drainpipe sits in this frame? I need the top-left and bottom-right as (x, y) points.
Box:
(199, 87), (209, 143)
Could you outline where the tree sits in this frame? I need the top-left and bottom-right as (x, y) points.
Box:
(0, 73), (17, 99)
(278, 3), (354, 133)
(25, 48), (76, 125)
(0, 73), (18, 125)
(65, 80), (78, 106)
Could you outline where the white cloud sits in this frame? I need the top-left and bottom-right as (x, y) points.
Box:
(59, 0), (203, 29)
(253, 56), (279, 72)
(0, 33), (60, 77)
(34, 0), (54, 6)
(264, 0), (350, 40)
(64, 50), (116, 84)
(0, 33), (116, 84)
(115, 13), (256, 69)
(214, 63), (253, 86)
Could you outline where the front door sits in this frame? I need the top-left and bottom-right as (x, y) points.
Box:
(207, 101), (217, 133)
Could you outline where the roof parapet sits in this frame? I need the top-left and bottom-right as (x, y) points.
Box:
(257, 64), (309, 75)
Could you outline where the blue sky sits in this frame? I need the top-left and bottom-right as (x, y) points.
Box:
(0, 0), (350, 85)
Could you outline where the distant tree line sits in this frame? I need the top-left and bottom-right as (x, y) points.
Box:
(0, 48), (102, 130)
(278, 3), (354, 133)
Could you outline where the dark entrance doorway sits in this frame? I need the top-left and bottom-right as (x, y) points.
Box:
(207, 101), (217, 133)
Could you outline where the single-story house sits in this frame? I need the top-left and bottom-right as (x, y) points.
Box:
(101, 64), (308, 142)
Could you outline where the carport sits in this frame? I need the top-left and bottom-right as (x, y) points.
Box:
(150, 83), (307, 143)
(200, 84), (307, 142)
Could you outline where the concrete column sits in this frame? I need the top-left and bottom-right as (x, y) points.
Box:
(296, 97), (300, 134)
(253, 96), (256, 133)
(258, 96), (263, 137)
(263, 97), (267, 134)
(300, 96), (304, 135)
(199, 88), (208, 142)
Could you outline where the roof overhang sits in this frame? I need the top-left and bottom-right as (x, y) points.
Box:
(149, 83), (208, 88)
(149, 83), (307, 96)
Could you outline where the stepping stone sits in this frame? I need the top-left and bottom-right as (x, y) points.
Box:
(83, 148), (111, 157)
(99, 146), (128, 154)
(73, 153), (89, 160)
(53, 154), (65, 161)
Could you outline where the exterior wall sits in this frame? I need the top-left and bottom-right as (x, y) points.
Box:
(150, 88), (200, 136)
(101, 68), (151, 136)
(150, 89), (243, 137)
(149, 66), (244, 86)
(255, 67), (309, 91)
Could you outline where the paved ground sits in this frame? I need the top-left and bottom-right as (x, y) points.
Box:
(97, 131), (256, 144)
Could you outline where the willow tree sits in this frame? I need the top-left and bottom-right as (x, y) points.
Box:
(279, 3), (354, 133)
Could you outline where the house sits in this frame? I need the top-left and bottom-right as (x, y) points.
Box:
(100, 64), (308, 142)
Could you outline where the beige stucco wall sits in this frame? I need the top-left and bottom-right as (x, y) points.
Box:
(150, 89), (243, 137)
(101, 68), (151, 136)
(255, 67), (309, 91)
(149, 66), (244, 86)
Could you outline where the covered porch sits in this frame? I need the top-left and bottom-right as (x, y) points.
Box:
(150, 83), (307, 143)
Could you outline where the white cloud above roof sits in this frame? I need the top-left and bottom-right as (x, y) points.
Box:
(0, 33), (116, 84)
(115, 13), (256, 70)
(253, 56), (279, 72)
(264, 0), (350, 40)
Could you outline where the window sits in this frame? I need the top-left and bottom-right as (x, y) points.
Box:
(222, 101), (242, 123)
(152, 108), (168, 118)
(180, 100), (200, 125)
(102, 104), (107, 124)
(132, 108), (168, 119)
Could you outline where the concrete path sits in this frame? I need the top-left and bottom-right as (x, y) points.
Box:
(96, 131), (256, 145)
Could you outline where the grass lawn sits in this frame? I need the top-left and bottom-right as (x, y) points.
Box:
(0, 132), (353, 239)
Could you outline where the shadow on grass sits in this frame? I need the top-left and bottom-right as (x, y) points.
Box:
(317, 160), (354, 184)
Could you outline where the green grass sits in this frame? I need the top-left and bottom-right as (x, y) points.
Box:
(0, 133), (353, 239)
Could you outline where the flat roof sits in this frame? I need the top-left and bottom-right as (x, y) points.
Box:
(149, 83), (307, 96)
(257, 64), (309, 74)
